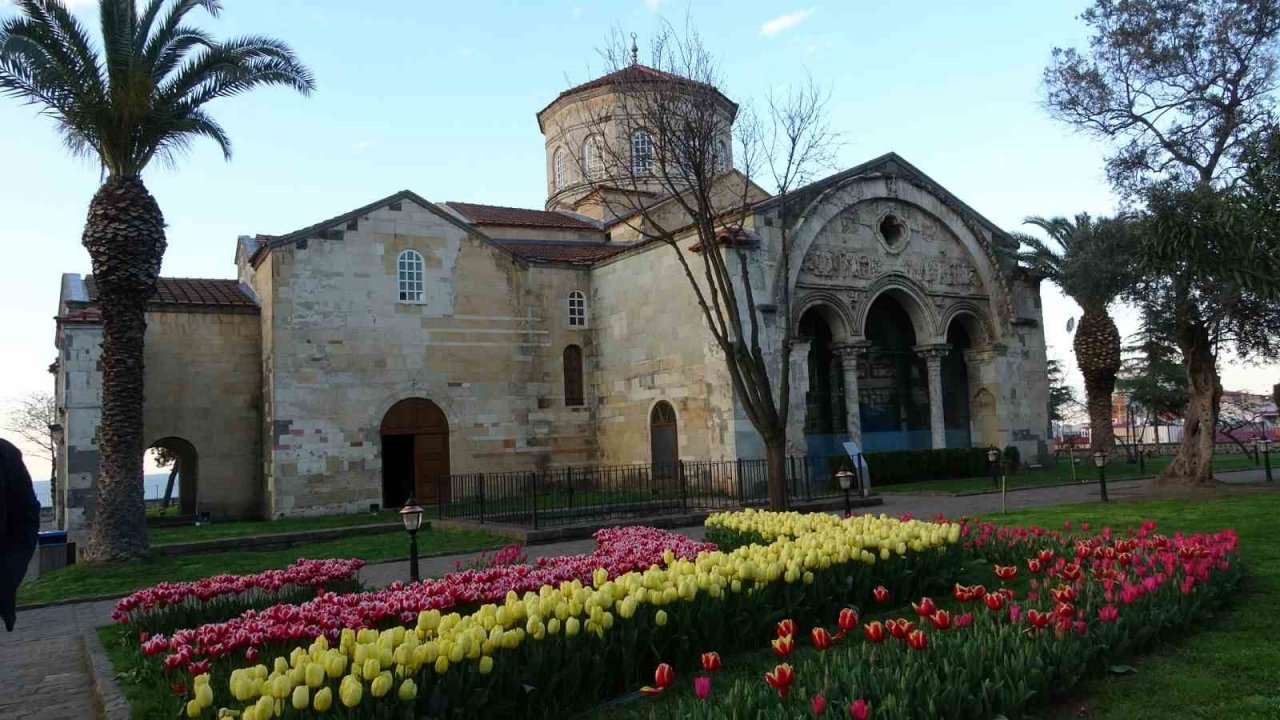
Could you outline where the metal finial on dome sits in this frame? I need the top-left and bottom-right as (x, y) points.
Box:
(630, 33), (639, 65)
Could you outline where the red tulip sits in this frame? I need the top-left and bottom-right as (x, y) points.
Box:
(1060, 563), (1083, 581)
(1026, 609), (1052, 630)
(872, 586), (890, 603)
(1050, 585), (1077, 603)
(984, 593), (1006, 612)
(700, 652), (722, 672)
(837, 607), (859, 633)
(912, 597), (936, 617)
(1097, 605), (1119, 623)
(1026, 558), (1043, 574)
(862, 621), (886, 643)
(170, 681), (188, 697)
(849, 698), (871, 719)
(971, 584), (988, 599)
(886, 618), (915, 639)
(772, 634), (795, 657)
(1037, 548), (1055, 563)
(777, 619), (798, 638)
(954, 612), (975, 628)
(906, 629), (928, 651)
(953, 583), (973, 602)
(811, 627), (833, 651)
(928, 609), (952, 630)
(694, 675), (711, 700)
(811, 693), (828, 716)
(244, 647), (258, 663)
(994, 565), (1018, 580)
(641, 663), (675, 695)
(1055, 602), (1075, 620)
(765, 663), (795, 698)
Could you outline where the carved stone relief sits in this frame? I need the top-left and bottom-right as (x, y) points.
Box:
(800, 246), (980, 292)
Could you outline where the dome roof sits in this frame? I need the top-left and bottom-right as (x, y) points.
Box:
(536, 63), (738, 131)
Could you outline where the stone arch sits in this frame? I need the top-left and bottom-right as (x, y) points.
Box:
(855, 274), (937, 340)
(940, 302), (993, 348)
(793, 291), (854, 341)
(379, 398), (451, 508)
(147, 436), (199, 516)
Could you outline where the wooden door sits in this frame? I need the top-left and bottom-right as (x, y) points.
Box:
(650, 402), (678, 484)
(414, 432), (450, 503)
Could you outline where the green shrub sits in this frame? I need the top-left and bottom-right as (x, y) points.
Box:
(1003, 445), (1021, 473)
(859, 448), (989, 486)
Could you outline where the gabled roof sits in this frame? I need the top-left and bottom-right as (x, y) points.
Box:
(492, 239), (630, 266)
(536, 63), (738, 130)
(754, 152), (1013, 243)
(444, 202), (601, 231)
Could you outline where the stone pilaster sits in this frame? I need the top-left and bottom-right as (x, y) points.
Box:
(785, 338), (812, 456)
(916, 344), (951, 450)
(832, 341), (870, 449)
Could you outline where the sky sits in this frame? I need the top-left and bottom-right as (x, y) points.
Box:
(1, 0), (1277, 481)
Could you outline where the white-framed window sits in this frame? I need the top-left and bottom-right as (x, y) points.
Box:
(583, 136), (604, 181)
(631, 130), (653, 176)
(397, 249), (424, 302)
(568, 290), (587, 327)
(553, 147), (567, 191)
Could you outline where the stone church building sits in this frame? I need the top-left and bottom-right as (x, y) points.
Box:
(52, 62), (1049, 537)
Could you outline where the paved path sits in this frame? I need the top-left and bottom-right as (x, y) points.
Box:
(2, 471), (1269, 718)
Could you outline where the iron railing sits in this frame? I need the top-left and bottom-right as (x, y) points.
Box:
(432, 456), (850, 529)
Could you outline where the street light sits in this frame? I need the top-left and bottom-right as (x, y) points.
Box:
(987, 447), (1000, 488)
(1092, 450), (1109, 503)
(400, 498), (424, 583)
(836, 468), (854, 517)
(1257, 438), (1273, 484)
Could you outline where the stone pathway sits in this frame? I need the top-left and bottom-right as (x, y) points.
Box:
(2, 471), (1270, 718)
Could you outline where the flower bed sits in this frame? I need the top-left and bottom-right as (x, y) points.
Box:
(620, 519), (1243, 719)
(112, 558), (366, 635)
(169, 514), (960, 719)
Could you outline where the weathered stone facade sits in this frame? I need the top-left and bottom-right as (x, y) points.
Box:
(52, 63), (1049, 534)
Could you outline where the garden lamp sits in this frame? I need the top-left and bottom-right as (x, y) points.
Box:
(1258, 438), (1273, 484)
(987, 447), (1000, 488)
(1092, 450), (1109, 503)
(400, 498), (424, 582)
(836, 468), (854, 517)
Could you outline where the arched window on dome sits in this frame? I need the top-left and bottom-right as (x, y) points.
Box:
(631, 131), (654, 176)
(553, 147), (568, 191)
(716, 139), (732, 172)
(583, 136), (604, 181)
(397, 249), (425, 303)
(567, 290), (587, 328)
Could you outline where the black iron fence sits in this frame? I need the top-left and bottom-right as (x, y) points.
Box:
(432, 456), (850, 529)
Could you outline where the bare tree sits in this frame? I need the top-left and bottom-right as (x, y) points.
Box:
(1217, 394), (1274, 458)
(554, 23), (836, 508)
(4, 392), (57, 518)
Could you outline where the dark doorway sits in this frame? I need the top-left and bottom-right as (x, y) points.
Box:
(381, 398), (450, 507)
(799, 308), (848, 438)
(650, 401), (679, 483)
(860, 294), (931, 451)
(943, 321), (974, 448)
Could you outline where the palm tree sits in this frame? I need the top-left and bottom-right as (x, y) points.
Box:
(0, 0), (313, 561)
(1013, 214), (1133, 460)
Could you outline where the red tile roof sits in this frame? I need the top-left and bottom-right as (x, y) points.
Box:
(446, 202), (601, 231)
(84, 277), (257, 311)
(57, 307), (103, 324)
(493, 240), (632, 266)
(537, 64), (738, 123)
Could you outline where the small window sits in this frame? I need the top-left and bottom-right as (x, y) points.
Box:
(567, 290), (587, 327)
(583, 136), (604, 181)
(631, 131), (653, 176)
(716, 139), (731, 172)
(553, 148), (567, 191)
(397, 249), (424, 302)
(563, 345), (584, 407)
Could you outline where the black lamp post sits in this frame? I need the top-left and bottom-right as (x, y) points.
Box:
(987, 447), (1000, 488)
(1258, 438), (1273, 483)
(400, 498), (424, 582)
(1093, 450), (1109, 503)
(836, 468), (854, 517)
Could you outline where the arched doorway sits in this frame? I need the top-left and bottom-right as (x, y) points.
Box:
(380, 399), (450, 508)
(860, 294), (931, 451)
(943, 320), (973, 448)
(799, 308), (847, 440)
(148, 437), (198, 516)
(650, 401), (679, 483)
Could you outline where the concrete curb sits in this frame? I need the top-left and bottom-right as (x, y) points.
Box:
(81, 629), (130, 720)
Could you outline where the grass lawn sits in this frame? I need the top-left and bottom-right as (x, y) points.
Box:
(993, 491), (1280, 720)
(149, 511), (401, 545)
(879, 452), (1257, 494)
(18, 525), (511, 607)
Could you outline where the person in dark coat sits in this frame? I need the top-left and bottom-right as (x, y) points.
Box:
(0, 437), (41, 631)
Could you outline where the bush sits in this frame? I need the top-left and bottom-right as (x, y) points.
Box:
(860, 448), (989, 486)
(1003, 445), (1021, 473)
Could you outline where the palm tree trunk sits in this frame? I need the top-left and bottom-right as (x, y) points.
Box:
(1073, 308), (1121, 457)
(1158, 319), (1218, 486)
(81, 177), (165, 562)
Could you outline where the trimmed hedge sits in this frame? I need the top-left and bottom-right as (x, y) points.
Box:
(860, 447), (990, 487)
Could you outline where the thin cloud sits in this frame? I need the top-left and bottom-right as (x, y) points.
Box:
(761, 9), (816, 37)
(571, 6), (584, 18)
(352, 140), (376, 153)
(643, 0), (662, 10)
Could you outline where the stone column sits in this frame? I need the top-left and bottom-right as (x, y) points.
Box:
(832, 341), (870, 449)
(916, 344), (951, 450)
(785, 339), (811, 457)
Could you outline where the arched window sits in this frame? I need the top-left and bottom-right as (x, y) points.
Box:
(553, 147), (567, 191)
(716, 139), (731, 172)
(631, 131), (653, 176)
(563, 345), (584, 407)
(583, 136), (604, 180)
(397, 250), (424, 302)
(567, 290), (587, 327)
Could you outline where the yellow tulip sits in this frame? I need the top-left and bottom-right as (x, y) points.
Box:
(339, 675), (363, 708)
(185, 699), (201, 718)
(371, 671), (393, 698)
(565, 617), (580, 638)
(305, 663), (325, 689)
(398, 679), (418, 702)
(479, 655), (494, 675)
(655, 610), (668, 627)
(434, 655), (449, 675)
(195, 682), (213, 708)
(313, 687), (333, 712)
(291, 685), (309, 711)
(362, 657), (380, 682)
